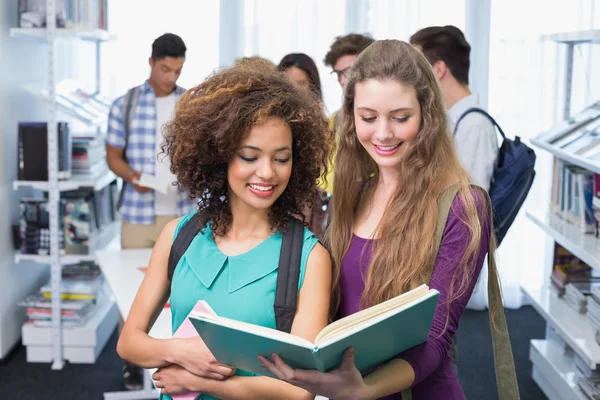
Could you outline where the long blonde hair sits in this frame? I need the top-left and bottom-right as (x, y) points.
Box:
(326, 40), (499, 324)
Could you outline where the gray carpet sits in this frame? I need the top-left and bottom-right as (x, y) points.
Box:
(0, 306), (548, 399)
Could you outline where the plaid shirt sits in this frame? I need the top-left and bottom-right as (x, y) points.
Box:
(106, 81), (196, 225)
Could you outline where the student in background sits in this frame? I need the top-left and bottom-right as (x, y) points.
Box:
(410, 25), (498, 191)
(278, 53), (323, 107)
(260, 40), (503, 399)
(105, 32), (196, 390)
(117, 67), (332, 400)
(410, 26), (498, 312)
(322, 33), (375, 194)
(278, 53), (329, 237)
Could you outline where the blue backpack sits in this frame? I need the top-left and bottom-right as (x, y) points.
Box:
(454, 108), (536, 245)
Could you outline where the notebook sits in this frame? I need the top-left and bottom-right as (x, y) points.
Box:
(169, 300), (216, 400)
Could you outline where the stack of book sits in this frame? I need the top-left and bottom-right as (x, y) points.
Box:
(550, 245), (594, 296)
(19, 262), (104, 328)
(71, 134), (107, 177)
(564, 282), (593, 314)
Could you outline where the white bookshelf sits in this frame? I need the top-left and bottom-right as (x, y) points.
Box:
(13, 169), (116, 192)
(522, 282), (600, 369)
(19, 83), (107, 127)
(9, 28), (113, 42)
(531, 137), (600, 175)
(15, 219), (121, 265)
(530, 339), (587, 400)
(526, 211), (600, 271)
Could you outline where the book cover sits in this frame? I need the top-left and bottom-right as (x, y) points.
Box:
(189, 285), (439, 378)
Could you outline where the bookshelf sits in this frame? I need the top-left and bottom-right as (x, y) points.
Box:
(9, 27), (113, 42)
(530, 339), (587, 400)
(531, 137), (600, 175)
(525, 28), (600, 398)
(15, 219), (120, 265)
(522, 282), (600, 369)
(13, 170), (116, 192)
(526, 211), (600, 271)
(19, 82), (108, 127)
(11, 0), (115, 370)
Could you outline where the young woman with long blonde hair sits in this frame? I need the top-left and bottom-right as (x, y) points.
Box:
(260, 40), (509, 399)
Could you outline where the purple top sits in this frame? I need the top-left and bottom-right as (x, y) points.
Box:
(340, 193), (490, 400)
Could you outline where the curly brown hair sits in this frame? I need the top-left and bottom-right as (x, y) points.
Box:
(323, 33), (375, 67)
(162, 67), (332, 237)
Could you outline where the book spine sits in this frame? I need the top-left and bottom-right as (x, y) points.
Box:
(312, 345), (325, 372)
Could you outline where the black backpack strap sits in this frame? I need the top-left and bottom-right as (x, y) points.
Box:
(274, 218), (305, 333)
(167, 213), (201, 281)
(453, 107), (506, 140)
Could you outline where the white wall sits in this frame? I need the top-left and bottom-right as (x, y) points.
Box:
(0, 1), (50, 359)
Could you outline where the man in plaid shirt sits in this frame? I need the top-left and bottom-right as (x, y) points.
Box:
(106, 33), (196, 253)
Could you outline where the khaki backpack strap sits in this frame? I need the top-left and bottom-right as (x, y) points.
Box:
(403, 185), (519, 399)
(478, 188), (520, 400)
(400, 184), (459, 400)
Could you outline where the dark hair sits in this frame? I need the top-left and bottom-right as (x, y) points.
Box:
(410, 25), (470, 85)
(151, 33), (187, 60)
(278, 53), (322, 101)
(162, 68), (332, 237)
(323, 33), (375, 68)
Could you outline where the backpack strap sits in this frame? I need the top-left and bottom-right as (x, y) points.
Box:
(403, 185), (519, 400)
(274, 218), (305, 333)
(167, 215), (305, 334)
(167, 213), (201, 281)
(453, 107), (506, 140)
(117, 86), (141, 209)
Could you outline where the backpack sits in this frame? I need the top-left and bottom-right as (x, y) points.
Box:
(454, 108), (536, 245)
(167, 215), (305, 333)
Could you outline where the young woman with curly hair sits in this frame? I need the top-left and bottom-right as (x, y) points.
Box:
(117, 67), (332, 400)
(260, 40), (514, 399)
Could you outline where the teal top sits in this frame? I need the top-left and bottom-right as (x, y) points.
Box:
(159, 212), (319, 400)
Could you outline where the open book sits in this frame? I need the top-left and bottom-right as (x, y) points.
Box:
(189, 285), (439, 378)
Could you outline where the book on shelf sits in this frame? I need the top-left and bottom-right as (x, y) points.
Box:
(189, 285), (438, 378)
(18, 122), (72, 181)
(551, 161), (598, 232)
(18, 0), (109, 30)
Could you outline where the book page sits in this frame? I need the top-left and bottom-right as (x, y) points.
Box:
(315, 285), (430, 344)
(136, 173), (171, 194)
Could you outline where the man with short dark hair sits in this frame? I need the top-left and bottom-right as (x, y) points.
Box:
(106, 33), (195, 250)
(411, 26), (497, 192)
(105, 32), (195, 390)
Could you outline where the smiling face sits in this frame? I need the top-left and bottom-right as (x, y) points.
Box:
(353, 79), (421, 171)
(227, 117), (293, 212)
